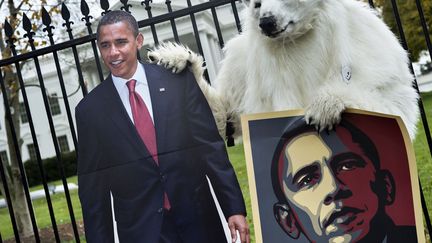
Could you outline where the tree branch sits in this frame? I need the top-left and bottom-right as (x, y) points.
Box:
(0, 0), (5, 10)
(16, 0), (26, 11)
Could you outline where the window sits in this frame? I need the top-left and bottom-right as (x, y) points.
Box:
(57, 135), (70, 153)
(27, 144), (37, 161)
(19, 102), (29, 124)
(49, 93), (61, 116)
(0, 151), (8, 164)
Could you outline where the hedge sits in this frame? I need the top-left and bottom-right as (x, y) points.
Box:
(23, 151), (77, 187)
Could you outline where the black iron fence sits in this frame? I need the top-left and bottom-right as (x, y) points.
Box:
(0, 0), (430, 242)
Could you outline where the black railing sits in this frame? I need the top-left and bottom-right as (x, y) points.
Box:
(0, 0), (430, 242)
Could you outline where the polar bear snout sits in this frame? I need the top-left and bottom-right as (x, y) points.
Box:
(259, 16), (277, 36)
(259, 15), (294, 38)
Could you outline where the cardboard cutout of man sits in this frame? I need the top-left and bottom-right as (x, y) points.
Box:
(271, 117), (417, 242)
(76, 10), (249, 243)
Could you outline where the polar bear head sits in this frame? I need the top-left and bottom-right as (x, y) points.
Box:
(243, 0), (323, 40)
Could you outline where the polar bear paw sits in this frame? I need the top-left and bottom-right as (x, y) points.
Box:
(147, 42), (205, 75)
(305, 94), (346, 132)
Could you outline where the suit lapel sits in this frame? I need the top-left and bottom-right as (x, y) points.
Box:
(102, 75), (156, 164)
(144, 64), (168, 154)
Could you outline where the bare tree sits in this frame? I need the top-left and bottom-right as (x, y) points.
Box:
(0, 0), (97, 238)
(0, 0), (33, 234)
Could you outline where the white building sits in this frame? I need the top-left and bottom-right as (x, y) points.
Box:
(417, 72), (432, 93)
(0, 0), (244, 163)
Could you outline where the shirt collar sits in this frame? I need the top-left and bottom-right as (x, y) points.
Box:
(111, 61), (148, 91)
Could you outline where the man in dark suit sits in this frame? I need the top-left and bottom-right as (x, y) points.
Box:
(76, 10), (249, 243)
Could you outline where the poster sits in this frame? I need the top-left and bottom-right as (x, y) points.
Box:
(241, 109), (425, 243)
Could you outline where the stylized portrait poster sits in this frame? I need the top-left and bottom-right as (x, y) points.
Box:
(241, 109), (425, 243)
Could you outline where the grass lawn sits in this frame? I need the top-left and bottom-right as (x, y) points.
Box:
(1, 93), (432, 241)
(227, 144), (255, 242)
(415, 92), (432, 201)
(0, 176), (85, 241)
(414, 92), (432, 240)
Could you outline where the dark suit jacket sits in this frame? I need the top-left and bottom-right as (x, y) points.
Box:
(76, 63), (246, 243)
(386, 225), (417, 243)
(357, 215), (418, 243)
(383, 216), (418, 243)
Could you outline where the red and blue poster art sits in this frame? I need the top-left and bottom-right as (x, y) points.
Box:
(241, 109), (425, 243)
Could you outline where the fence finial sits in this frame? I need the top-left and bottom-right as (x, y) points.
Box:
(81, 0), (94, 31)
(100, 0), (110, 15)
(141, 0), (152, 9)
(42, 7), (55, 39)
(120, 0), (132, 13)
(4, 20), (16, 50)
(62, 3), (75, 35)
(22, 13), (35, 46)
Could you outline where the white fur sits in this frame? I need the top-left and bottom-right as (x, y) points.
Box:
(148, 42), (227, 136)
(148, 0), (419, 140)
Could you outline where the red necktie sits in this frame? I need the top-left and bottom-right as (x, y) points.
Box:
(127, 79), (171, 210)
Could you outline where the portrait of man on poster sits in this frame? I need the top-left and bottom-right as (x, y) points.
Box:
(271, 117), (417, 242)
(241, 110), (425, 243)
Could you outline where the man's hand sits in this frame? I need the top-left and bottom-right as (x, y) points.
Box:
(227, 214), (250, 243)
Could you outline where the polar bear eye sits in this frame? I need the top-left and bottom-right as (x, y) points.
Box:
(254, 2), (261, 8)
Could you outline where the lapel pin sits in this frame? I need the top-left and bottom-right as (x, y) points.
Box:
(159, 88), (166, 92)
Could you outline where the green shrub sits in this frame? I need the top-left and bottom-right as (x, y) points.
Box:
(24, 151), (77, 187)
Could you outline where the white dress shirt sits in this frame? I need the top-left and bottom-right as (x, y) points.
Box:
(112, 62), (154, 124)
(111, 62), (154, 243)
